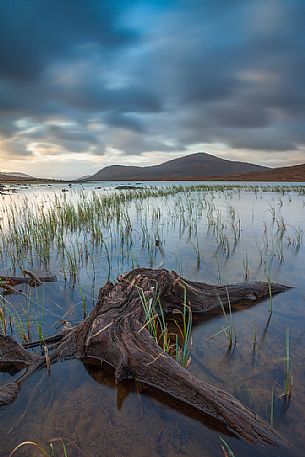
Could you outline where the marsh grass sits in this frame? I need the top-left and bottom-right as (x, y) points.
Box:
(0, 305), (6, 334)
(9, 441), (50, 457)
(189, 238), (201, 270)
(252, 321), (257, 350)
(219, 437), (236, 457)
(136, 280), (192, 368)
(10, 439), (69, 457)
(0, 184), (304, 432)
(266, 263), (273, 314)
(210, 290), (236, 351)
(284, 327), (293, 399)
(172, 282), (193, 368)
(0, 185), (304, 290)
(242, 251), (249, 280)
(270, 384), (275, 426)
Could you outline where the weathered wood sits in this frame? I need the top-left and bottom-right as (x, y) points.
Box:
(0, 335), (42, 406)
(0, 268), (292, 452)
(0, 271), (57, 285)
(0, 271), (57, 294)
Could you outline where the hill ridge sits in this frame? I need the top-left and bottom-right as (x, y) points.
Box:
(86, 152), (268, 181)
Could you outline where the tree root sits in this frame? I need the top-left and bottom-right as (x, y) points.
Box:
(0, 268), (293, 453)
(0, 271), (57, 294)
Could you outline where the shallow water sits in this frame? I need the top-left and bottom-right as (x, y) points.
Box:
(0, 182), (305, 456)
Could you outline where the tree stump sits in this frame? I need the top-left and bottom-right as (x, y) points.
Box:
(0, 268), (293, 453)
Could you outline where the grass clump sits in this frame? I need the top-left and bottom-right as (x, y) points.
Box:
(136, 281), (192, 369)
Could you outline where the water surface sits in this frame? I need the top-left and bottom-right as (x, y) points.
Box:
(0, 182), (304, 456)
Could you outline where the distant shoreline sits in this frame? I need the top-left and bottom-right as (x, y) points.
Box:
(2, 176), (305, 184)
(2, 172), (305, 185)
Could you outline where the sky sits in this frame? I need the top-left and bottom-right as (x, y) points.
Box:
(0, 0), (305, 179)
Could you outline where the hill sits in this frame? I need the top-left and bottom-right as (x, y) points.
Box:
(204, 163), (305, 182)
(85, 153), (268, 181)
(0, 171), (34, 181)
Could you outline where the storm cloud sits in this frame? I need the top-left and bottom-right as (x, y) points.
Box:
(0, 0), (304, 177)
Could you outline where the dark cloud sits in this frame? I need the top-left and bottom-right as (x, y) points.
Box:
(103, 112), (144, 133)
(48, 125), (99, 145)
(0, 0), (138, 81)
(0, 0), (305, 169)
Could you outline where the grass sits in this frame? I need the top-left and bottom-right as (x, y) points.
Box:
(270, 384), (275, 427)
(266, 262), (273, 314)
(252, 321), (257, 350)
(219, 437), (236, 457)
(10, 439), (68, 457)
(284, 327), (293, 398)
(210, 290), (236, 351)
(0, 184), (303, 352)
(189, 237), (201, 270)
(173, 281), (193, 368)
(0, 305), (6, 334)
(0, 184), (303, 286)
(9, 441), (49, 457)
(136, 280), (192, 368)
(242, 251), (249, 280)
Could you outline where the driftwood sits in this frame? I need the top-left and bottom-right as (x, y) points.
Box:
(0, 268), (293, 453)
(0, 271), (57, 294)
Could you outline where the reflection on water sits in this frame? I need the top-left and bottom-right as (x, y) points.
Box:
(0, 359), (292, 457)
(0, 182), (305, 456)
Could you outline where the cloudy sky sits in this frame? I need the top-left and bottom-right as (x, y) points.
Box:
(0, 0), (304, 178)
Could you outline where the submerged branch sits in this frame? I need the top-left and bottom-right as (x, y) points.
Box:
(0, 271), (57, 294)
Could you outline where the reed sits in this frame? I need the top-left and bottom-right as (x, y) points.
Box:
(0, 306), (6, 335)
(173, 282), (193, 368)
(219, 437), (236, 457)
(242, 251), (249, 280)
(252, 321), (257, 350)
(136, 281), (192, 368)
(9, 441), (49, 457)
(266, 263), (273, 314)
(270, 384), (274, 427)
(210, 291), (236, 351)
(284, 327), (293, 398)
(0, 183), (304, 374)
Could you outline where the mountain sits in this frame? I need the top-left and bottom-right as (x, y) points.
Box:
(77, 174), (91, 181)
(0, 171), (34, 181)
(208, 163), (305, 182)
(85, 153), (268, 181)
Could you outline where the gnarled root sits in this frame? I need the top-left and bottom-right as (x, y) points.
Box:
(0, 268), (292, 452)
